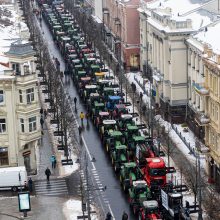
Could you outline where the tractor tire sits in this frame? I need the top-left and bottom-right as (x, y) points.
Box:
(114, 165), (118, 173)
(111, 157), (114, 165)
(133, 206), (137, 216)
(138, 214), (142, 220)
(119, 175), (123, 183)
(106, 144), (109, 152)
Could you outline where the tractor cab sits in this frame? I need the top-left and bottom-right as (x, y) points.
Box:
(115, 104), (128, 117)
(107, 96), (121, 111)
(82, 48), (93, 56)
(85, 57), (97, 67)
(168, 193), (183, 219)
(95, 111), (110, 128)
(80, 77), (91, 87)
(99, 119), (117, 138)
(139, 200), (160, 220)
(53, 25), (62, 36)
(87, 93), (100, 112)
(91, 102), (106, 120)
(118, 114), (134, 131)
(75, 70), (86, 84)
(120, 162), (139, 191)
(97, 79), (112, 93)
(83, 85), (97, 102)
(103, 87), (117, 100)
(95, 72), (105, 82)
(129, 135), (145, 151)
(129, 180), (152, 215)
(111, 145), (128, 172)
(105, 130), (123, 153)
(89, 64), (100, 77)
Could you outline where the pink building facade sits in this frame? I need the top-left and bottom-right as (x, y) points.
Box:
(103, 0), (140, 71)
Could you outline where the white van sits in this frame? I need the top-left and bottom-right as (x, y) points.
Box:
(0, 166), (28, 192)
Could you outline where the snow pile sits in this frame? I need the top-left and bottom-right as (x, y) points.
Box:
(63, 199), (99, 220)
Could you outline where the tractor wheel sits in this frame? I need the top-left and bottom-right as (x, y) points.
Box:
(106, 144), (109, 152)
(123, 184), (128, 192)
(133, 206), (137, 216)
(119, 175), (123, 183)
(114, 165), (118, 173)
(111, 157), (114, 165)
(138, 214), (142, 220)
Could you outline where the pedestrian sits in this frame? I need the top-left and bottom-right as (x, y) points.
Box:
(50, 155), (56, 169)
(86, 112), (89, 124)
(105, 212), (112, 220)
(40, 108), (43, 114)
(45, 167), (51, 182)
(44, 109), (48, 119)
(122, 211), (128, 220)
(78, 125), (82, 136)
(74, 97), (77, 107)
(80, 112), (85, 126)
(40, 116), (44, 129)
(28, 178), (33, 192)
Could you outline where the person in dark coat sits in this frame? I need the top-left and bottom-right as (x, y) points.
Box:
(122, 211), (128, 220)
(28, 178), (33, 192)
(45, 167), (51, 182)
(105, 212), (112, 220)
(40, 116), (44, 129)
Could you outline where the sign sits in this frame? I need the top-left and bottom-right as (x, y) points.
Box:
(161, 189), (168, 210)
(18, 192), (31, 212)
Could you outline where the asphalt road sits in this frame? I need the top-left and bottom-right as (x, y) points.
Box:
(39, 15), (136, 220)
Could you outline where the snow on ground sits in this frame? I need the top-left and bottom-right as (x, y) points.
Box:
(63, 199), (99, 220)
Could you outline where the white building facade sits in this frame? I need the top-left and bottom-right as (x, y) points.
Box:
(0, 40), (41, 174)
(139, 0), (215, 123)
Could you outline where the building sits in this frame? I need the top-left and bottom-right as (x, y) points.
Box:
(0, 5), (41, 174)
(103, 0), (141, 71)
(139, 0), (216, 123)
(189, 22), (220, 186)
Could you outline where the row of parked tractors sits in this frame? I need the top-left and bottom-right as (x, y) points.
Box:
(37, 1), (195, 219)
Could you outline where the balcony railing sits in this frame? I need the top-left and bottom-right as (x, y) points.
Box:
(16, 72), (37, 84)
(195, 112), (210, 126)
(192, 82), (209, 96)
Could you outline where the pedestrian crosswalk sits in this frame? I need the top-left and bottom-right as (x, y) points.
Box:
(34, 178), (68, 196)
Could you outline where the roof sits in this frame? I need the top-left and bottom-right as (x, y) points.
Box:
(128, 125), (138, 130)
(115, 104), (126, 109)
(5, 40), (35, 57)
(121, 114), (133, 120)
(143, 200), (158, 209)
(103, 120), (116, 125)
(95, 72), (105, 76)
(95, 102), (104, 107)
(110, 131), (122, 136)
(85, 85), (97, 89)
(115, 145), (127, 150)
(124, 162), (136, 168)
(194, 21), (220, 54)
(133, 136), (145, 141)
(99, 111), (109, 116)
(133, 180), (147, 187)
(81, 77), (91, 81)
(109, 95), (121, 100)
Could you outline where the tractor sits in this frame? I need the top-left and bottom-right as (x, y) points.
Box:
(110, 145), (128, 172)
(83, 85), (97, 102)
(119, 162), (141, 192)
(95, 111), (110, 129)
(114, 104), (128, 118)
(87, 93), (100, 113)
(138, 200), (161, 220)
(105, 130), (123, 153)
(106, 95), (121, 111)
(117, 114), (135, 131)
(129, 180), (152, 215)
(99, 119), (117, 140)
(91, 102), (106, 121)
(94, 72), (105, 82)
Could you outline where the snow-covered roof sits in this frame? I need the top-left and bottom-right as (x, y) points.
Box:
(194, 21), (220, 54)
(142, 0), (215, 33)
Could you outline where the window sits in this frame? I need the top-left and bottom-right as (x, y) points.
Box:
(19, 90), (23, 103)
(20, 118), (25, 133)
(26, 88), (34, 104)
(0, 90), (4, 104)
(0, 119), (6, 133)
(12, 63), (20, 75)
(29, 116), (36, 132)
(0, 147), (8, 166)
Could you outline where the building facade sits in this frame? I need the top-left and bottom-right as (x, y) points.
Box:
(139, 0), (215, 123)
(0, 40), (41, 174)
(103, 0), (141, 71)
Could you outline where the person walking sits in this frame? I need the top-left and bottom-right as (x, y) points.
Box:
(105, 212), (112, 220)
(122, 211), (128, 220)
(45, 167), (51, 182)
(50, 155), (56, 169)
(28, 178), (33, 192)
(40, 116), (44, 129)
(80, 112), (85, 126)
(74, 97), (77, 110)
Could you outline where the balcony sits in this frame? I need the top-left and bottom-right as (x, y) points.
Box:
(16, 72), (37, 84)
(17, 101), (40, 113)
(193, 82), (209, 96)
(195, 112), (210, 126)
(18, 130), (41, 144)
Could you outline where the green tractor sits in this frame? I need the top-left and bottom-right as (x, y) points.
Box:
(117, 114), (135, 131)
(110, 145), (128, 172)
(87, 93), (100, 113)
(83, 85), (98, 102)
(120, 162), (141, 192)
(128, 180), (152, 215)
(124, 125), (140, 143)
(91, 102), (106, 121)
(128, 135), (146, 152)
(94, 111), (110, 129)
(105, 130), (123, 153)
(99, 119), (117, 139)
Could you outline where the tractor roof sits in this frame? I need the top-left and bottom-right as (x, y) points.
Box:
(87, 58), (96, 61)
(69, 54), (77, 58)
(95, 103), (104, 107)
(133, 136), (145, 141)
(85, 85), (97, 89)
(128, 125), (138, 130)
(103, 120), (116, 125)
(115, 145), (127, 150)
(95, 72), (105, 76)
(72, 59), (81, 63)
(61, 36), (71, 41)
(91, 64), (100, 69)
(132, 180), (147, 187)
(81, 77), (91, 81)
(99, 111), (109, 116)
(142, 200), (158, 209)
(110, 131), (122, 136)
(115, 104), (126, 109)
(75, 64), (83, 68)
(124, 162), (136, 168)
(121, 114), (132, 120)
(109, 95), (121, 100)
(104, 87), (114, 91)
(90, 93), (99, 97)
(168, 193), (183, 198)
(146, 158), (165, 168)
(98, 79), (111, 84)
(78, 70), (86, 74)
